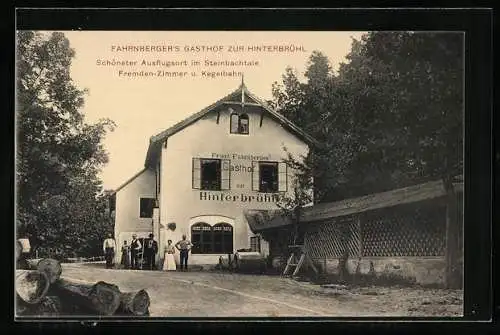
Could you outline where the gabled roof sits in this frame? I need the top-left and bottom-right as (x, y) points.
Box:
(110, 168), (147, 195)
(144, 82), (319, 167)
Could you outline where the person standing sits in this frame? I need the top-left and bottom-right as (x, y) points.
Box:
(175, 234), (193, 271)
(130, 234), (142, 270)
(143, 233), (158, 271)
(103, 233), (116, 269)
(162, 240), (177, 271)
(121, 240), (131, 269)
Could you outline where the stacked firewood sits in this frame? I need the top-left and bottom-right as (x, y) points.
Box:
(15, 259), (151, 317)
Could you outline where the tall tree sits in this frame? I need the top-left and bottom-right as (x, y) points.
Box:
(338, 32), (463, 193)
(16, 31), (115, 258)
(276, 147), (314, 245)
(272, 32), (463, 201)
(272, 51), (356, 202)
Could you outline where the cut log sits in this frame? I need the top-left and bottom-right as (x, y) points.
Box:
(16, 295), (62, 317)
(16, 241), (22, 263)
(32, 296), (62, 317)
(16, 294), (31, 316)
(116, 289), (151, 316)
(53, 278), (121, 315)
(36, 296), (62, 316)
(15, 270), (50, 305)
(26, 259), (40, 269)
(37, 258), (62, 284)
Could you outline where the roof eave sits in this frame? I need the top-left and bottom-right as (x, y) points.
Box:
(144, 84), (319, 166)
(112, 168), (148, 194)
(243, 89), (320, 147)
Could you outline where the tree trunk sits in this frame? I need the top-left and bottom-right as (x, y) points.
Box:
(37, 258), (62, 284)
(16, 294), (31, 316)
(443, 177), (461, 289)
(53, 278), (121, 315)
(17, 294), (62, 317)
(16, 241), (22, 263)
(16, 270), (50, 305)
(116, 290), (151, 316)
(26, 259), (40, 269)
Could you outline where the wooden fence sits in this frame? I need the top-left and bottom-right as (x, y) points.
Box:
(304, 201), (449, 259)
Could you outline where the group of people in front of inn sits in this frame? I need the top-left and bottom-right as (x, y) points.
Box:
(102, 233), (193, 271)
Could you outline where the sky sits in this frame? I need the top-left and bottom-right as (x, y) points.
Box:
(61, 31), (365, 191)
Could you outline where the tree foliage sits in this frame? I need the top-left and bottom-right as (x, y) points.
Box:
(16, 31), (116, 258)
(273, 32), (463, 202)
(276, 147), (314, 244)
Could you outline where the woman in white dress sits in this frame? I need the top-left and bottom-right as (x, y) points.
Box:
(162, 240), (177, 271)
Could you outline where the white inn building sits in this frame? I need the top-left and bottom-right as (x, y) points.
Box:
(111, 81), (317, 266)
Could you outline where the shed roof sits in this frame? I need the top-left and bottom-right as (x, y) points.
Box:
(144, 82), (318, 168)
(245, 179), (464, 233)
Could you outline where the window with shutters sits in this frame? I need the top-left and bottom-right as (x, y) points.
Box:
(250, 235), (261, 252)
(251, 161), (287, 193)
(192, 158), (231, 190)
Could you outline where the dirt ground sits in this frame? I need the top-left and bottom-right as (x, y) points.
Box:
(59, 263), (463, 317)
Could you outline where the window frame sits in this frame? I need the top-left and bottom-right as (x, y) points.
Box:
(258, 161), (279, 193)
(192, 158), (231, 191)
(238, 113), (249, 135)
(229, 112), (250, 135)
(213, 222), (234, 254)
(191, 222), (234, 255)
(230, 112), (240, 134)
(200, 158), (222, 191)
(251, 161), (288, 193)
(139, 197), (155, 218)
(191, 222), (214, 254)
(250, 235), (261, 253)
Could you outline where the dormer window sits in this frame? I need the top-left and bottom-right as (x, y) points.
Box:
(230, 111), (249, 135)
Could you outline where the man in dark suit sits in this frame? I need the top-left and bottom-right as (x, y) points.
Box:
(143, 233), (159, 270)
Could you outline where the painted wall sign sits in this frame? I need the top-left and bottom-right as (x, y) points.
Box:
(199, 191), (281, 203)
(211, 152), (272, 161)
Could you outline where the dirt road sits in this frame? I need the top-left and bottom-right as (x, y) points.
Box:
(60, 263), (463, 317)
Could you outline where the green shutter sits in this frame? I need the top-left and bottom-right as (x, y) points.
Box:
(278, 162), (288, 192)
(252, 161), (260, 191)
(221, 159), (231, 190)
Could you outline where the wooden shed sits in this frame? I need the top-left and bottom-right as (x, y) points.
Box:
(244, 177), (463, 288)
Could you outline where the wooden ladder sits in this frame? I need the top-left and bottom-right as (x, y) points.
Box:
(282, 245), (318, 278)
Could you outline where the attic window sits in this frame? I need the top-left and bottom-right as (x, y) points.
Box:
(230, 113), (239, 133)
(230, 112), (249, 135)
(239, 114), (249, 134)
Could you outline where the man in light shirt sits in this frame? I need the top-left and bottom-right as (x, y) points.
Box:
(175, 234), (193, 271)
(103, 233), (116, 269)
(130, 234), (142, 269)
